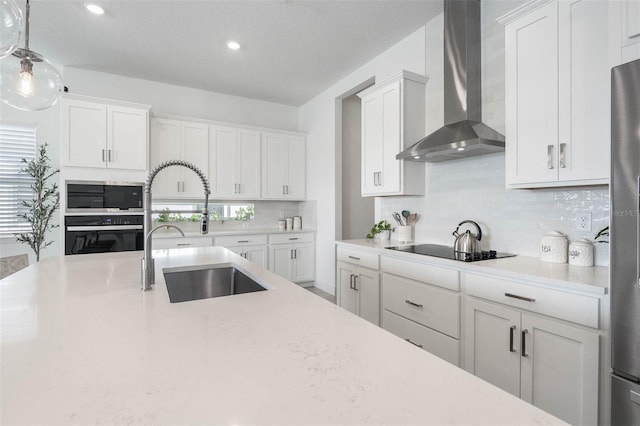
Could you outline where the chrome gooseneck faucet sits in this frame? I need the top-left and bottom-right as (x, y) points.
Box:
(141, 160), (211, 291)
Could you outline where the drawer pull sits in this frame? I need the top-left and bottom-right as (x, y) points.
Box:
(405, 338), (423, 348)
(176, 243), (191, 247)
(289, 237), (299, 240)
(404, 299), (423, 308)
(521, 329), (529, 357)
(237, 240), (249, 243)
(505, 293), (536, 303)
(509, 325), (516, 353)
(347, 255), (360, 260)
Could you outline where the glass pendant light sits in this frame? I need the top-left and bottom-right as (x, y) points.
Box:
(0, 0), (63, 111)
(0, 0), (22, 58)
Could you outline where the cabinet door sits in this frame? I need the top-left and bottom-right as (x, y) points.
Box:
(150, 118), (182, 198)
(210, 126), (238, 198)
(244, 245), (268, 269)
(355, 268), (379, 326)
(380, 81), (401, 193)
(291, 243), (315, 282)
(505, 2), (559, 185)
(262, 133), (288, 199)
(62, 99), (107, 168)
(285, 136), (306, 199)
(237, 129), (261, 198)
(181, 122), (209, 198)
(464, 298), (521, 397)
(269, 245), (292, 281)
(107, 106), (148, 171)
(337, 263), (357, 316)
(557, 0), (609, 183)
(361, 92), (383, 196)
(520, 314), (599, 426)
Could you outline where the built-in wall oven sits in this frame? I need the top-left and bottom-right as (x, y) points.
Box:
(65, 181), (145, 255)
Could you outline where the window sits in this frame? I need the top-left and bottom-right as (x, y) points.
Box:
(0, 124), (37, 237)
(152, 202), (254, 223)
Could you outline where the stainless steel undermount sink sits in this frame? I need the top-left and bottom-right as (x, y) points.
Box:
(162, 264), (267, 303)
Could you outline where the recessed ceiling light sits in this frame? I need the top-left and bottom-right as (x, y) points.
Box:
(413, 156), (420, 159)
(457, 147), (465, 151)
(85, 3), (104, 15)
(227, 41), (241, 50)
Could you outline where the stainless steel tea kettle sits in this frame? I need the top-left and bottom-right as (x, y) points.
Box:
(453, 220), (483, 254)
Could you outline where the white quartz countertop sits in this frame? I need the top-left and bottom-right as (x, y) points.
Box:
(1, 248), (563, 425)
(336, 239), (608, 295)
(153, 227), (316, 238)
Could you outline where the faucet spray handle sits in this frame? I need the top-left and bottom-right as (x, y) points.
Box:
(200, 210), (209, 234)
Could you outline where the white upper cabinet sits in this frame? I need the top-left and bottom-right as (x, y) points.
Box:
(61, 96), (149, 171)
(150, 117), (209, 199)
(261, 131), (306, 200)
(610, 0), (640, 64)
(357, 70), (426, 197)
(209, 126), (261, 199)
(500, 0), (610, 188)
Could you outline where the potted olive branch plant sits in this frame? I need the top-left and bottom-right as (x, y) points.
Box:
(366, 220), (393, 240)
(14, 143), (60, 262)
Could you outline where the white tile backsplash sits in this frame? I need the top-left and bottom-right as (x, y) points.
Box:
(378, 153), (609, 265)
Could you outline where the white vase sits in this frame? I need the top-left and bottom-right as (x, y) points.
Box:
(376, 230), (391, 241)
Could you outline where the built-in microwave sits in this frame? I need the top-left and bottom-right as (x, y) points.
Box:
(66, 181), (144, 213)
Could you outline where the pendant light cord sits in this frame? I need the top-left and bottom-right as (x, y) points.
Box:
(24, 0), (30, 50)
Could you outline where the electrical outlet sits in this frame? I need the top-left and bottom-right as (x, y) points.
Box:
(577, 212), (592, 231)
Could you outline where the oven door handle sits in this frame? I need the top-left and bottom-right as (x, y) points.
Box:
(67, 225), (144, 231)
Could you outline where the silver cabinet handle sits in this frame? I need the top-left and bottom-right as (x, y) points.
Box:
(347, 255), (360, 260)
(405, 338), (423, 348)
(289, 237), (299, 241)
(404, 299), (423, 308)
(176, 243), (191, 247)
(290, 249), (297, 259)
(378, 171), (382, 186)
(102, 149), (107, 162)
(559, 143), (566, 168)
(352, 274), (358, 291)
(629, 32), (640, 40)
(547, 145), (554, 169)
(237, 240), (249, 243)
(509, 325), (516, 353)
(349, 273), (354, 290)
(505, 293), (536, 303)
(182, 181), (185, 192)
(177, 181), (181, 192)
(521, 329), (528, 357)
(285, 185), (289, 195)
(108, 149), (113, 162)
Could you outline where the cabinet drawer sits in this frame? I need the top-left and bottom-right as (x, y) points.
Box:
(153, 236), (212, 249)
(336, 246), (379, 270)
(213, 234), (268, 247)
(381, 256), (460, 291)
(465, 273), (600, 328)
(269, 233), (315, 244)
(382, 310), (460, 366)
(382, 273), (460, 338)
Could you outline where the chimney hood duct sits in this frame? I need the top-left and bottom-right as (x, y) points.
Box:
(397, 0), (505, 163)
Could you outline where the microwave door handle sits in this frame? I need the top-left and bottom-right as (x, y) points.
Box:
(67, 225), (143, 231)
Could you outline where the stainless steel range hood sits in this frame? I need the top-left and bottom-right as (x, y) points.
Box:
(397, 0), (505, 163)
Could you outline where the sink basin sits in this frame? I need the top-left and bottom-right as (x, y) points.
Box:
(162, 264), (267, 303)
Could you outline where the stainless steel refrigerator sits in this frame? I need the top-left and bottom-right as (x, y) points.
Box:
(611, 58), (640, 425)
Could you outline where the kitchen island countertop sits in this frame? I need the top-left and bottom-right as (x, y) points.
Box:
(0, 247), (563, 425)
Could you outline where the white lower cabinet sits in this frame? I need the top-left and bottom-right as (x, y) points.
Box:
(380, 257), (461, 366)
(269, 233), (315, 283)
(214, 234), (269, 269)
(337, 262), (380, 326)
(152, 236), (212, 250)
(465, 297), (599, 426)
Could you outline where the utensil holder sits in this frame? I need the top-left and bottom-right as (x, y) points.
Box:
(396, 225), (413, 243)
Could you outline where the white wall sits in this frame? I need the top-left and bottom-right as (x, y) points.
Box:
(378, 0), (609, 266)
(1, 68), (300, 264)
(299, 26), (427, 293)
(301, 0), (610, 294)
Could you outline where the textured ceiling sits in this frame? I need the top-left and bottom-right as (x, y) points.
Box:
(23, 0), (442, 106)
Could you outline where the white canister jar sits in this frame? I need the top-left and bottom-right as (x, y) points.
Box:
(569, 238), (594, 267)
(285, 217), (293, 230)
(540, 231), (568, 263)
(293, 216), (302, 230)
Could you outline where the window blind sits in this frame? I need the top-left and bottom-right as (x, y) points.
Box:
(0, 124), (37, 236)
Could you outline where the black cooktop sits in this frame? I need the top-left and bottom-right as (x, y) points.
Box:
(385, 244), (515, 262)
